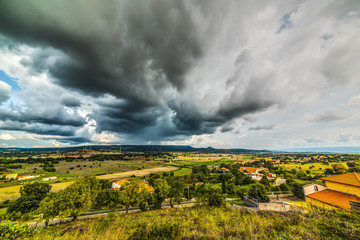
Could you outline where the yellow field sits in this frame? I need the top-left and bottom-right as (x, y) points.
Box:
(0, 181), (73, 202)
(281, 162), (348, 174)
(97, 166), (177, 180)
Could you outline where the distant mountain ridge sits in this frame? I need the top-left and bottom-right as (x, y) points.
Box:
(275, 146), (360, 153)
(0, 145), (270, 153)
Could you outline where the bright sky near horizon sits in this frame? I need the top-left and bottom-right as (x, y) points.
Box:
(0, 0), (359, 149)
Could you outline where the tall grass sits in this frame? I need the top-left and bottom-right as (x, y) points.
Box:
(28, 207), (360, 240)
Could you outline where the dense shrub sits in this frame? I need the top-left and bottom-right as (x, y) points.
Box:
(0, 221), (36, 240)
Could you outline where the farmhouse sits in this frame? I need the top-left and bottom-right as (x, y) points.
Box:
(18, 175), (35, 180)
(305, 172), (360, 210)
(42, 176), (57, 181)
(112, 179), (154, 193)
(112, 179), (130, 190)
(239, 167), (268, 175)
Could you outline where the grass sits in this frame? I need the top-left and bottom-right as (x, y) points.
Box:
(27, 206), (360, 240)
(6, 160), (164, 181)
(281, 162), (348, 174)
(172, 167), (192, 177)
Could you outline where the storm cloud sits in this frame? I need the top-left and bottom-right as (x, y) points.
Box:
(0, 0), (359, 148)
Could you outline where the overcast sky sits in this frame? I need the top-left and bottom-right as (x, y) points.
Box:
(0, 0), (359, 149)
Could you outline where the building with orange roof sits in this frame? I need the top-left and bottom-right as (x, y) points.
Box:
(239, 167), (268, 175)
(18, 175), (35, 180)
(112, 179), (154, 194)
(305, 172), (360, 210)
(306, 189), (360, 210)
(321, 172), (360, 197)
(112, 179), (130, 190)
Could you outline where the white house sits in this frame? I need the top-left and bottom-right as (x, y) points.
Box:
(42, 176), (57, 181)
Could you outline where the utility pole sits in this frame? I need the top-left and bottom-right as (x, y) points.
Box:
(188, 184), (190, 200)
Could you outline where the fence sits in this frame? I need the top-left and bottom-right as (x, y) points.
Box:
(350, 201), (360, 211)
(267, 191), (292, 195)
(244, 196), (258, 207)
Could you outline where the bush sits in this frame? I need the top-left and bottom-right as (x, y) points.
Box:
(129, 221), (180, 240)
(0, 221), (36, 240)
(207, 191), (226, 207)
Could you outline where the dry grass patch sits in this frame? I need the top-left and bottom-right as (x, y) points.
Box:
(0, 181), (72, 202)
(97, 166), (177, 180)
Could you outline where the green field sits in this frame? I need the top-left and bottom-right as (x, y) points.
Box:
(172, 167), (192, 177)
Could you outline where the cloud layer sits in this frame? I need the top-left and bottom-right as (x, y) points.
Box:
(0, 0), (359, 148)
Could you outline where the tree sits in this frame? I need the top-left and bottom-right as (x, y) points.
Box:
(39, 193), (60, 226)
(7, 182), (51, 215)
(259, 175), (270, 189)
(234, 185), (247, 200)
(153, 178), (170, 209)
(167, 177), (185, 208)
(324, 168), (334, 175)
(200, 164), (209, 175)
(207, 190), (225, 207)
(243, 176), (254, 185)
(332, 164), (346, 174)
(120, 181), (140, 213)
(221, 174), (227, 194)
(248, 184), (269, 203)
(137, 189), (152, 211)
(195, 185), (225, 207)
(296, 170), (306, 179)
(40, 177), (112, 221)
(279, 183), (290, 192)
(292, 183), (305, 200)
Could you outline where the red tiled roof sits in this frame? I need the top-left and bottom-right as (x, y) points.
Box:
(306, 189), (360, 209)
(321, 172), (360, 187)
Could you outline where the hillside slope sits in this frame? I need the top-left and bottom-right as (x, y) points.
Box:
(23, 206), (360, 240)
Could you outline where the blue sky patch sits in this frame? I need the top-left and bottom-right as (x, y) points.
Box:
(0, 69), (21, 92)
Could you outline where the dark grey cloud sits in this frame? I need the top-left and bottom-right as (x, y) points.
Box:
(0, 0), (207, 138)
(312, 110), (347, 122)
(0, 120), (76, 136)
(0, 109), (85, 127)
(61, 96), (81, 108)
(248, 125), (274, 131)
(1, 0), (358, 148)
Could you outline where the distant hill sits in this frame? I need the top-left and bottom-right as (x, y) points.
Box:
(275, 146), (360, 153)
(0, 145), (270, 153)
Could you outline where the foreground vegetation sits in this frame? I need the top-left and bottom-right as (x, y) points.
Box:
(3, 206), (358, 240)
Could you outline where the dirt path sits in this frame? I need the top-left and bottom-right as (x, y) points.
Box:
(96, 166), (178, 180)
(27, 202), (196, 229)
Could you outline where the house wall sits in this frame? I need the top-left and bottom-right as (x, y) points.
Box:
(303, 184), (327, 196)
(325, 181), (360, 197)
(306, 197), (339, 210)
